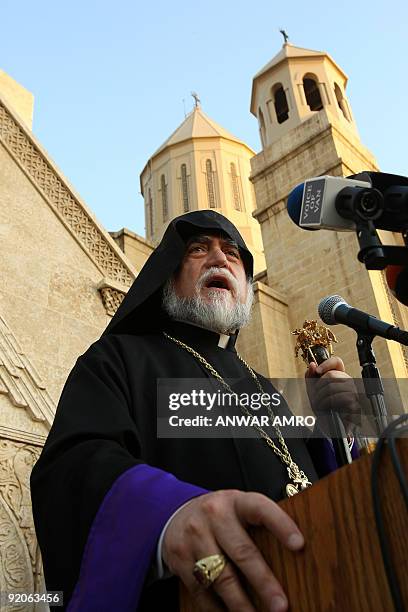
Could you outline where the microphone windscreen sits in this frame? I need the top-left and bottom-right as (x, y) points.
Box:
(287, 183), (316, 230)
(318, 294), (347, 324)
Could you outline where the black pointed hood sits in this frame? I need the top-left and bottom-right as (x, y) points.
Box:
(103, 210), (254, 336)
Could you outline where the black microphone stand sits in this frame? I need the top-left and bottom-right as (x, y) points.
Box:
(329, 410), (353, 466)
(356, 333), (389, 437)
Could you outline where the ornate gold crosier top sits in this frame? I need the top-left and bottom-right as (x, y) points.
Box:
(292, 320), (337, 365)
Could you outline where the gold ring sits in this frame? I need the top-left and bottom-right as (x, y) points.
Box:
(193, 553), (227, 587)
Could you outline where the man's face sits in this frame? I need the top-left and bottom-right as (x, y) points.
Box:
(173, 233), (248, 307)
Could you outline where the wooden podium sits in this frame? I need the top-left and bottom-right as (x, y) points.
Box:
(180, 440), (408, 611)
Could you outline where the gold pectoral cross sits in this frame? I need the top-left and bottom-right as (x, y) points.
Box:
(285, 466), (312, 497)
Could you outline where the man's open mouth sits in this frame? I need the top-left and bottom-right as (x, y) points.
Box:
(204, 275), (232, 291)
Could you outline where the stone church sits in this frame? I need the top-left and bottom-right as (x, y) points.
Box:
(0, 41), (406, 604)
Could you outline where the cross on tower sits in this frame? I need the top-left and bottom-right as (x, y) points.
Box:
(279, 29), (289, 44)
(191, 91), (201, 108)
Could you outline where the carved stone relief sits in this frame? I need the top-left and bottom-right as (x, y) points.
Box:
(0, 316), (54, 428)
(0, 440), (42, 611)
(99, 286), (126, 317)
(97, 278), (129, 318)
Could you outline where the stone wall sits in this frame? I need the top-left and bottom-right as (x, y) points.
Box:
(110, 228), (153, 272)
(237, 281), (297, 378)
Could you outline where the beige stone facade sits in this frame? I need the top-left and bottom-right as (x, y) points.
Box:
(110, 227), (154, 272)
(237, 278), (297, 378)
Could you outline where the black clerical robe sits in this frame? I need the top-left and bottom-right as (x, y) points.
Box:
(31, 320), (321, 611)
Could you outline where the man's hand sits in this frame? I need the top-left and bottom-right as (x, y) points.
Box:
(162, 489), (304, 612)
(305, 356), (360, 433)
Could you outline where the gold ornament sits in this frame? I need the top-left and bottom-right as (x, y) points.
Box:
(292, 320), (337, 365)
(193, 554), (227, 587)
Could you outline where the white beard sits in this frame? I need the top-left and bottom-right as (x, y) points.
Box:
(162, 271), (254, 334)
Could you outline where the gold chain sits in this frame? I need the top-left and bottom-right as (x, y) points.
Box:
(163, 332), (312, 495)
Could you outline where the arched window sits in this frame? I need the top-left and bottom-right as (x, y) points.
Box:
(205, 159), (217, 208)
(230, 163), (242, 211)
(181, 164), (190, 212)
(334, 83), (351, 121)
(303, 75), (323, 111)
(160, 174), (168, 222)
(147, 188), (153, 238)
(273, 84), (289, 124)
(258, 108), (266, 148)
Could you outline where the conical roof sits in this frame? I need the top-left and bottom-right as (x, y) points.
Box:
(150, 106), (253, 159)
(251, 42), (347, 114)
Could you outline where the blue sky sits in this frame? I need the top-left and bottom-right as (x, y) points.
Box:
(1, 0), (407, 237)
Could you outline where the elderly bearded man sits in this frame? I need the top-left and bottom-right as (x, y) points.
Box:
(31, 210), (357, 612)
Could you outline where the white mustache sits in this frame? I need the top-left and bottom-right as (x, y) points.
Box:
(196, 267), (238, 294)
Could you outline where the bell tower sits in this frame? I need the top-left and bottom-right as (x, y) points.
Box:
(249, 42), (408, 380)
(251, 42), (359, 150)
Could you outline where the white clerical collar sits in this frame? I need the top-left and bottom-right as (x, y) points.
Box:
(173, 318), (233, 350)
(217, 333), (230, 349)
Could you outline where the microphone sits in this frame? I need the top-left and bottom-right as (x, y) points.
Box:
(318, 295), (408, 345)
(287, 172), (408, 233)
(287, 176), (372, 231)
